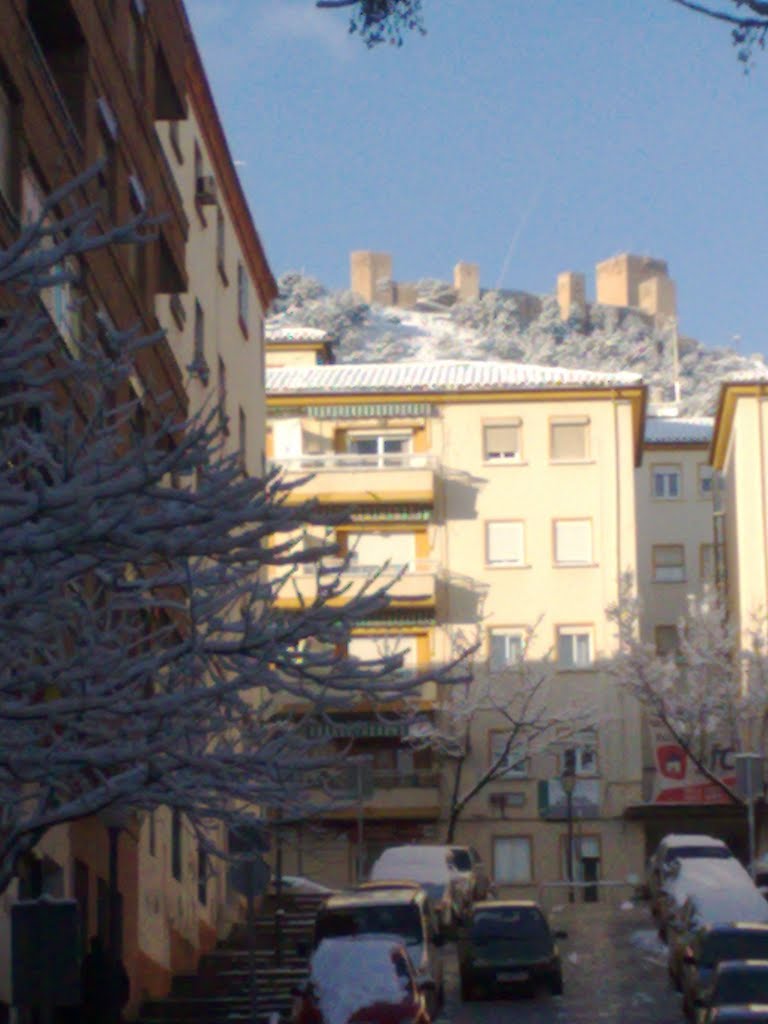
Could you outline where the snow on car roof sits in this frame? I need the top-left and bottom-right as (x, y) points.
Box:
(371, 845), (452, 882)
(311, 936), (412, 1024)
(669, 860), (768, 924)
(661, 834), (728, 848)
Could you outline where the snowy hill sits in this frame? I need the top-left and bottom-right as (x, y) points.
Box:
(268, 273), (766, 416)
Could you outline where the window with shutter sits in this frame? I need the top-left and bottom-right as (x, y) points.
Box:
(550, 420), (589, 461)
(553, 519), (593, 564)
(489, 629), (525, 671)
(483, 422), (521, 462)
(486, 521), (525, 566)
(652, 544), (685, 582)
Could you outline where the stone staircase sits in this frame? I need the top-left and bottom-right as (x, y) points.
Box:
(138, 892), (326, 1024)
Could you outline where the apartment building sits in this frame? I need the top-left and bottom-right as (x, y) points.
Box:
(0, 0), (192, 1014)
(266, 354), (650, 895)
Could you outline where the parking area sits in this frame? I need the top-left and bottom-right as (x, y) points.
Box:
(438, 901), (681, 1024)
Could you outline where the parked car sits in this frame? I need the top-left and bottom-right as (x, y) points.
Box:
(291, 935), (433, 1024)
(313, 887), (444, 1015)
(369, 845), (463, 933)
(701, 1008), (768, 1023)
(753, 857), (768, 902)
(457, 900), (565, 1001)
(656, 855), (753, 942)
(677, 923), (768, 1020)
(694, 961), (768, 1024)
(648, 834), (734, 927)
(272, 875), (336, 896)
(450, 845), (493, 902)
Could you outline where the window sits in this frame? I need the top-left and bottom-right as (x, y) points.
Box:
(655, 625), (678, 657)
(169, 120), (183, 164)
(652, 464), (681, 500)
(197, 847), (208, 906)
(347, 433), (411, 467)
(562, 732), (599, 776)
(216, 207), (227, 282)
(483, 422), (521, 462)
(700, 543), (715, 583)
(493, 837), (532, 884)
(171, 808), (182, 881)
(127, 6), (145, 99)
(550, 419), (589, 462)
(553, 519), (593, 565)
(191, 300), (208, 382)
(237, 262), (248, 333)
(0, 79), (17, 210)
(238, 406), (247, 475)
(557, 627), (592, 668)
(217, 356), (228, 434)
(486, 521), (525, 567)
(698, 464), (714, 499)
(148, 810), (156, 857)
(490, 732), (527, 778)
(128, 174), (146, 299)
(653, 544), (685, 582)
(346, 531), (414, 572)
(97, 127), (118, 224)
(489, 629), (525, 671)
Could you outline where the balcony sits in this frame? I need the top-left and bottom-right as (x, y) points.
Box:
(273, 559), (438, 609)
(314, 770), (441, 820)
(271, 453), (438, 506)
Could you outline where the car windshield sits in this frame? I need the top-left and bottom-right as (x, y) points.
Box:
(421, 882), (446, 903)
(471, 907), (550, 945)
(315, 905), (423, 947)
(714, 968), (768, 1005)
(451, 850), (472, 871)
(664, 846), (731, 862)
(701, 933), (768, 966)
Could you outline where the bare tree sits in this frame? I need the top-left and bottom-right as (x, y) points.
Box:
(0, 170), (469, 893)
(607, 578), (768, 805)
(671, 0), (768, 62)
(315, 0), (425, 46)
(409, 624), (594, 842)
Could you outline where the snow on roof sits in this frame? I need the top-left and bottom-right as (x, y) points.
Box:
(266, 326), (333, 344)
(266, 359), (642, 396)
(311, 936), (412, 1024)
(666, 859), (768, 925)
(644, 416), (714, 445)
(661, 834), (729, 849)
(725, 367), (768, 384)
(371, 845), (452, 883)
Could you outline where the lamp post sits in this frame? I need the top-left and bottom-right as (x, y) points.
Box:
(561, 751), (577, 905)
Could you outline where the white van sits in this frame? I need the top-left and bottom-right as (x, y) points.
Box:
(369, 845), (464, 933)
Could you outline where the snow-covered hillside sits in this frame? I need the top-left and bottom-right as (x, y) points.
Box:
(268, 272), (766, 416)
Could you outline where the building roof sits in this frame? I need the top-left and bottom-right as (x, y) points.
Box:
(266, 359), (642, 396)
(644, 417), (713, 445)
(266, 326), (334, 344)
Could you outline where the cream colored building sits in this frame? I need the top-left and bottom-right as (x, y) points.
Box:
(266, 356), (650, 898)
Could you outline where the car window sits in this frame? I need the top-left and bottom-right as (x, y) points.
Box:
(702, 932), (768, 965)
(451, 849), (473, 871)
(663, 846), (731, 862)
(315, 905), (424, 947)
(471, 907), (550, 943)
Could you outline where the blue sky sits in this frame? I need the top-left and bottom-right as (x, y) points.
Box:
(186, 1), (768, 356)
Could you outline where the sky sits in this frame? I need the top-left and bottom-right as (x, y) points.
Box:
(186, 1), (768, 358)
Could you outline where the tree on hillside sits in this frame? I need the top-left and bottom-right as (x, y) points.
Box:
(0, 171), (470, 894)
(408, 624), (594, 842)
(671, 0), (768, 62)
(315, 0), (425, 46)
(608, 579), (768, 805)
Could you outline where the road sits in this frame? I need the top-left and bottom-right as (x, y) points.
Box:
(436, 901), (682, 1024)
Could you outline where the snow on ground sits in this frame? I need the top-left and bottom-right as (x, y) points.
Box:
(628, 928), (667, 960)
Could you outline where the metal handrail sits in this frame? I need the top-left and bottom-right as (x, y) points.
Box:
(372, 770), (440, 789)
(271, 453), (438, 472)
(25, 20), (84, 155)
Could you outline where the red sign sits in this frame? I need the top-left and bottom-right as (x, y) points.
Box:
(651, 720), (735, 804)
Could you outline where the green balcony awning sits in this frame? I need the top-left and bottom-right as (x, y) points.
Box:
(305, 719), (409, 739)
(307, 403), (431, 420)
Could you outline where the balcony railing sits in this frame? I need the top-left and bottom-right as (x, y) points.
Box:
(296, 559), (437, 579)
(25, 20), (84, 156)
(271, 453), (438, 473)
(372, 769), (440, 789)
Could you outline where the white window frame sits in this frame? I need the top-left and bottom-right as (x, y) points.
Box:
(347, 432), (413, 467)
(490, 732), (528, 778)
(556, 626), (593, 669)
(493, 836), (532, 884)
(482, 421), (522, 463)
(486, 521), (525, 567)
(488, 628), (526, 671)
(563, 731), (599, 777)
(550, 418), (590, 463)
(553, 518), (593, 565)
(652, 464), (682, 500)
(652, 544), (685, 582)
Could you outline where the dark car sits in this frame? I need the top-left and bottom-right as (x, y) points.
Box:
(457, 900), (565, 1000)
(701, 1007), (768, 1024)
(695, 962), (768, 1024)
(680, 924), (768, 1020)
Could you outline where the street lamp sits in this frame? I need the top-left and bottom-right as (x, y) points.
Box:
(561, 750), (577, 905)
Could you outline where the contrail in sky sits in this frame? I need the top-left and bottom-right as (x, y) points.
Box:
(495, 184), (545, 292)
